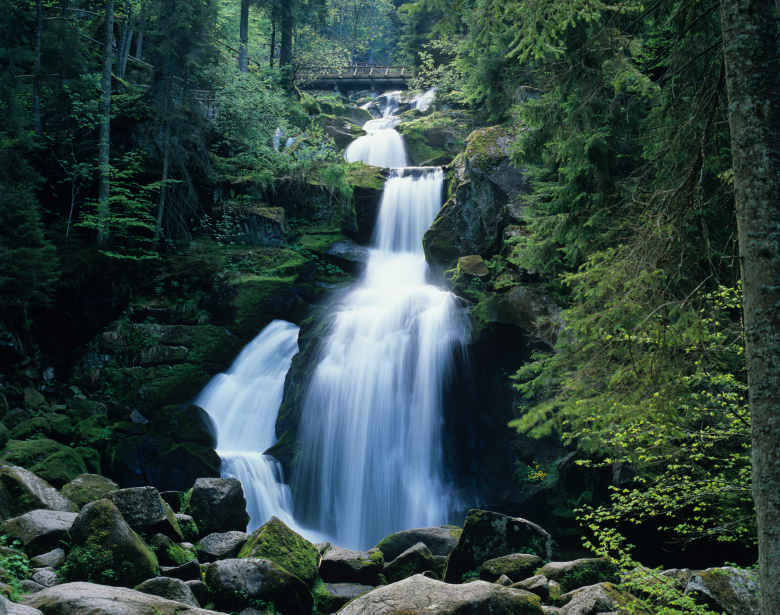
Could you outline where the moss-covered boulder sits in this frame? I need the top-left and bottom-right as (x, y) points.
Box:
(375, 526), (462, 562)
(238, 516), (319, 587)
(479, 553), (544, 584)
(107, 486), (183, 542)
(556, 582), (647, 614)
(148, 404), (218, 448)
(396, 115), (459, 166)
(73, 446), (100, 474)
(42, 414), (72, 443)
(65, 499), (159, 586)
(319, 546), (384, 586)
(443, 510), (556, 584)
(383, 542), (436, 584)
(22, 388), (46, 411)
(314, 115), (367, 150)
(684, 567), (760, 614)
(511, 574), (561, 603)
(312, 581), (373, 613)
(135, 576), (200, 608)
(9, 417), (51, 440)
(537, 558), (619, 593)
(175, 514), (199, 542)
(60, 474), (118, 509)
(0, 510), (78, 556)
(2, 409), (35, 430)
(148, 533), (194, 567)
(0, 424), (8, 450)
(0, 465), (77, 522)
(29, 448), (89, 489)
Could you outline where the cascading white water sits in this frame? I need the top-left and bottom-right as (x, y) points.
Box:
(344, 92), (408, 168)
(412, 88), (436, 112)
(293, 91), (470, 549)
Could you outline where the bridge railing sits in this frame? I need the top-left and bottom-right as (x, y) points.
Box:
(296, 66), (412, 81)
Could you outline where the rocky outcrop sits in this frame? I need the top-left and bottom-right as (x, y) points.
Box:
(0, 466), (77, 522)
(0, 510), (78, 556)
(319, 546), (384, 586)
(106, 486), (183, 541)
(383, 543), (437, 584)
(314, 115), (367, 150)
(375, 526), (462, 561)
(338, 574), (544, 615)
(479, 553), (544, 583)
(196, 531), (248, 562)
(60, 475), (118, 509)
(29, 548), (66, 570)
(684, 567), (760, 615)
(147, 405), (218, 449)
(184, 478), (249, 536)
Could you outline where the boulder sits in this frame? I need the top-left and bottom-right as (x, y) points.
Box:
(147, 405), (218, 449)
(184, 580), (209, 607)
(30, 569), (58, 588)
(0, 425), (8, 450)
(160, 559), (202, 582)
(556, 582), (644, 614)
(175, 514), (199, 542)
(9, 418), (51, 441)
(1, 594), (43, 615)
(0, 467), (77, 522)
(319, 546), (384, 586)
(375, 526), (462, 561)
(457, 255), (489, 279)
(512, 575), (562, 604)
(537, 559), (618, 593)
(479, 553), (544, 584)
(313, 115), (367, 150)
(196, 531), (248, 563)
(339, 574), (543, 615)
(29, 549), (66, 570)
(325, 240), (371, 273)
(159, 491), (183, 511)
(19, 580), (45, 593)
(383, 542), (436, 584)
(215, 204), (289, 247)
(107, 487), (183, 541)
(65, 499), (158, 586)
(23, 582), (222, 614)
(185, 478), (249, 536)
(28, 449), (88, 490)
(314, 583), (373, 613)
(22, 389), (46, 411)
(684, 567), (760, 615)
(148, 533), (193, 567)
(443, 510), (556, 583)
(135, 577), (200, 608)
(204, 558), (313, 614)
(238, 516), (319, 587)
(2, 409), (34, 430)
(40, 415), (71, 443)
(0, 511), (78, 556)
(60, 474), (118, 509)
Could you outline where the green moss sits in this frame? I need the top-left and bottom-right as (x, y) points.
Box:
(149, 533), (194, 566)
(61, 474), (118, 508)
(44, 413), (72, 441)
(71, 416), (111, 450)
(29, 448), (88, 489)
(1, 438), (67, 468)
(295, 231), (348, 255)
(346, 162), (386, 191)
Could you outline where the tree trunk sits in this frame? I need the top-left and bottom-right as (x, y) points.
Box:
(135, 1), (146, 60)
(279, 2), (294, 82)
(719, 0), (780, 612)
(33, 0), (43, 136)
(97, 0), (115, 245)
(269, 2), (276, 68)
(368, 1), (375, 65)
(118, 4), (135, 79)
(154, 120), (171, 243)
(238, 0), (249, 72)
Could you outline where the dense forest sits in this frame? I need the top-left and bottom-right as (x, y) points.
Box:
(0, 0), (777, 613)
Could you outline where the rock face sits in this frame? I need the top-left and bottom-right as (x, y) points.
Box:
(196, 531), (248, 563)
(159, 560), (202, 582)
(2, 594), (43, 614)
(313, 115), (367, 150)
(23, 582), (222, 614)
(0, 467), (77, 522)
(135, 577), (200, 608)
(315, 583), (373, 613)
(59, 475), (118, 509)
(0, 510), (78, 556)
(148, 533), (192, 567)
(339, 574), (544, 615)
(479, 553), (544, 584)
(512, 575), (561, 603)
(557, 582), (642, 614)
(423, 125), (529, 277)
(684, 567), (760, 615)
(537, 559), (619, 593)
(29, 548), (66, 570)
(65, 499), (158, 586)
(147, 405), (218, 449)
(204, 558), (313, 615)
(383, 543), (436, 584)
(444, 510), (556, 583)
(319, 546), (384, 586)
(238, 516), (319, 587)
(185, 478), (249, 536)
(107, 487), (183, 541)
(375, 526), (462, 561)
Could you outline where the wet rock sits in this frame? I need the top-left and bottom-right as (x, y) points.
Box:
(60, 474), (118, 509)
(107, 486), (183, 541)
(556, 582), (643, 614)
(375, 526), (462, 561)
(149, 533), (193, 567)
(313, 115), (367, 150)
(205, 558), (313, 614)
(457, 255), (489, 279)
(538, 559), (618, 593)
(196, 531), (248, 562)
(684, 567), (760, 615)
(325, 240), (371, 273)
(512, 575), (562, 603)
(320, 546), (384, 586)
(0, 511), (78, 556)
(23, 581), (222, 614)
(135, 577), (200, 608)
(443, 510), (556, 583)
(315, 583), (373, 612)
(383, 542), (436, 584)
(185, 478), (249, 536)
(339, 574), (543, 615)
(0, 467), (77, 522)
(315, 542), (331, 556)
(147, 405), (218, 449)
(29, 548), (66, 570)
(479, 553), (544, 584)
(65, 499), (158, 586)
(160, 559), (202, 582)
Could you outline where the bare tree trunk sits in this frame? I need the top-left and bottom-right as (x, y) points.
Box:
(279, 2), (294, 82)
(719, 0), (780, 612)
(135, 1), (146, 60)
(118, 4), (135, 79)
(269, 2), (276, 68)
(97, 0), (115, 245)
(154, 120), (171, 243)
(351, 0), (365, 64)
(367, 0), (375, 65)
(33, 0), (43, 136)
(238, 0), (249, 72)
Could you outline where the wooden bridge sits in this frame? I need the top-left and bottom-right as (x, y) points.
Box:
(296, 65), (413, 91)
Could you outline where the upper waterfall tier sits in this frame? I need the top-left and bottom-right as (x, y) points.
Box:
(344, 92), (408, 168)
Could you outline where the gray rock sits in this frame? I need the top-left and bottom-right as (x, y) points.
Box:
(538, 559), (619, 593)
(135, 577), (200, 608)
(195, 531), (248, 563)
(1, 594), (43, 615)
(557, 582), (640, 614)
(315, 542), (331, 556)
(443, 510), (556, 584)
(205, 558), (313, 615)
(175, 514), (198, 541)
(0, 467), (77, 522)
(184, 580), (209, 607)
(375, 526), (462, 561)
(433, 555), (447, 576)
(660, 568), (693, 590)
(684, 567), (760, 615)
(495, 574), (513, 587)
(338, 574), (543, 615)
(479, 553), (544, 584)
(185, 478), (249, 536)
(326, 240), (371, 271)
(107, 486), (183, 541)
(383, 542), (436, 584)
(148, 533), (193, 567)
(0, 511), (78, 555)
(513, 575), (562, 603)
(320, 546), (384, 585)
(22, 581), (223, 614)
(20, 580), (45, 594)
(129, 409), (148, 424)
(29, 548), (66, 569)
(542, 608), (562, 614)
(60, 474), (118, 509)
(319, 583), (374, 611)
(160, 560), (202, 582)
(30, 569), (59, 588)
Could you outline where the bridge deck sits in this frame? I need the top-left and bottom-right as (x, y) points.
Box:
(297, 66), (413, 89)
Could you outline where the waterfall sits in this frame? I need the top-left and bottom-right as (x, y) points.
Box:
(292, 97), (470, 549)
(344, 92), (407, 168)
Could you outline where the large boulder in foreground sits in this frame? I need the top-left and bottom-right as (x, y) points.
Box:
(65, 499), (158, 586)
(339, 574), (543, 615)
(60, 475), (118, 509)
(0, 466), (77, 522)
(238, 516), (319, 587)
(185, 478), (249, 536)
(319, 546), (384, 586)
(375, 526), (462, 561)
(537, 559), (618, 593)
(23, 582), (221, 614)
(204, 558), (313, 615)
(0, 510), (78, 556)
(444, 510), (556, 583)
(1, 594), (43, 615)
(107, 486), (183, 542)
(684, 567), (760, 615)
